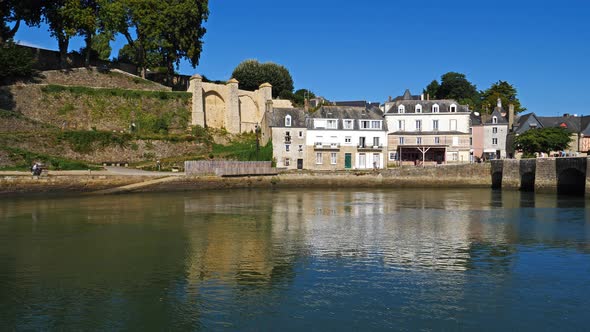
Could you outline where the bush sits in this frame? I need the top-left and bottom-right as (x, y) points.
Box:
(0, 42), (36, 80)
(58, 130), (132, 153)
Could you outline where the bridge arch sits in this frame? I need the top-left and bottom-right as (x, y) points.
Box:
(557, 168), (586, 196)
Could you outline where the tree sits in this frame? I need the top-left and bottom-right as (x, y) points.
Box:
(43, 0), (78, 68)
(514, 127), (572, 157)
(105, 0), (208, 78)
(0, 0), (44, 45)
(437, 72), (480, 107)
(292, 89), (316, 107)
(480, 80), (525, 114)
(0, 41), (36, 80)
(231, 60), (294, 98)
(422, 80), (439, 100)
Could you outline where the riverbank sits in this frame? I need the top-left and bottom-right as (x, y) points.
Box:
(0, 163), (491, 196)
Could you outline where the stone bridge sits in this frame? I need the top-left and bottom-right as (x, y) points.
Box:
(491, 157), (590, 195)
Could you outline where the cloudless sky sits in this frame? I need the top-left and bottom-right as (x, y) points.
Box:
(14, 0), (590, 116)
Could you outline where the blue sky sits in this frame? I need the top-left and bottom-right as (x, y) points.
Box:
(14, 0), (590, 116)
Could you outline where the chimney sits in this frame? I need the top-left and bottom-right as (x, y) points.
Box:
(497, 98), (502, 108)
(508, 104), (515, 131)
(427, 93), (430, 101)
(304, 98), (310, 112)
(420, 94), (424, 101)
(388, 96), (392, 102)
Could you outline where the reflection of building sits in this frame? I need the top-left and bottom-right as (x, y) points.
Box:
(383, 90), (472, 165)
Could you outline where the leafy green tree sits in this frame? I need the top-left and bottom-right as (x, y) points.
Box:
(105, 0), (208, 78)
(43, 0), (78, 68)
(0, 0), (44, 44)
(422, 80), (439, 100)
(480, 80), (525, 114)
(231, 59), (294, 98)
(0, 41), (36, 80)
(437, 72), (480, 107)
(514, 127), (572, 157)
(292, 89), (316, 106)
(117, 43), (163, 69)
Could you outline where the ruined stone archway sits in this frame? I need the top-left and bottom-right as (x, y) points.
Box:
(203, 91), (226, 129)
(238, 94), (260, 133)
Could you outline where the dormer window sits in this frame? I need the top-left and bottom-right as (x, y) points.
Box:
(285, 115), (292, 127)
(432, 104), (439, 113)
(492, 116), (498, 124)
(415, 104), (422, 113)
(398, 105), (405, 114)
(450, 104), (457, 112)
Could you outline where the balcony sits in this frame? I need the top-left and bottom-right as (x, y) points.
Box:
(357, 144), (384, 151)
(314, 142), (340, 150)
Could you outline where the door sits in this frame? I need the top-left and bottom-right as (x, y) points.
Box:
(297, 159), (303, 169)
(344, 153), (352, 169)
(358, 153), (366, 168)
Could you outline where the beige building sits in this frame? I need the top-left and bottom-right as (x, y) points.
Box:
(383, 90), (472, 165)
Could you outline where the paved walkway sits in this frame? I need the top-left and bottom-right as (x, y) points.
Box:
(0, 166), (185, 177)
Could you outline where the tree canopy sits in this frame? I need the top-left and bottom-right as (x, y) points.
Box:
(480, 80), (525, 114)
(514, 127), (572, 157)
(231, 60), (294, 98)
(423, 72), (525, 114)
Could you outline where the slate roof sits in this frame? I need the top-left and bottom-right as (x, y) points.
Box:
(582, 116), (590, 135)
(470, 112), (482, 126)
(306, 106), (388, 131)
(392, 89), (421, 101)
(484, 109), (508, 125)
(513, 113), (542, 134)
(385, 99), (470, 114)
(538, 116), (582, 132)
(268, 108), (307, 128)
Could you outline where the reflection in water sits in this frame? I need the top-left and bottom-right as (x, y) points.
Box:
(1, 189), (590, 330)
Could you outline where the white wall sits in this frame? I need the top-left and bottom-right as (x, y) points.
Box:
(385, 113), (471, 133)
(306, 129), (388, 147)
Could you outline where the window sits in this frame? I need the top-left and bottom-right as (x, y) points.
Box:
(450, 104), (457, 112)
(492, 116), (498, 124)
(360, 120), (370, 129)
(432, 104), (439, 113)
(330, 136), (338, 148)
(315, 136), (323, 146)
(399, 137), (405, 145)
(415, 104), (422, 113)
(373, 137), (380, 147)
(415, 120), (422, 131)
(389, 152), (397, 161)
(433, 120), (439, 130)
(492, 138), (498, 145)
(285, 158), (291, 166)
(452, 136), (459, 146)
(398, 120), (405, 131)
(316, 152), (323, 164)
(450, 119), (457, 131)
(327, 119), (337, 129)
(313, 119), (326, 128)
(298, 144), (303, 152)
(343, 119), (353, 129)
(398, 105), (405, 113)
(492, 127), (498, 134)
(285, 115), (292, 127)
(345, 136), (352, 144)
(452, 152), (458, 161)
(434, 137), (440, 144)
(359, 137), (366, 147)
(373, 153), (380, 168)
(470, 137), (473, 146)
(298, 131), (304, 138)
(371, 121), (381, 129)
(285, 131), (291, 142)
(330, 152), (337, 165)
(417, 137), (422, 145)
(285, 144), (290, 152)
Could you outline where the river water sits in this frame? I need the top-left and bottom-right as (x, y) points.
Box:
(1, 189), (589, 331)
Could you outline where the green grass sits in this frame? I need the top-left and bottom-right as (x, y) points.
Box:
(211, 134), (273, 161)
(58, 130), (132, 153)
(0, 145), (99, 170)
(41, 84), (192, 101)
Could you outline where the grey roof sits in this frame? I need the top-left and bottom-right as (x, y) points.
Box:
(393, 89), (421, 101)
(513, 113), (542, 134)
(538, 116), (582, 132)
(581, 116), (590, 135)
(388, 131), (469, 136)
(268, 108), (307, 128)
(470, 112), (482, 126)
(484, 109), (508, 125)
(385, 99), (470, 114)
(306, 106), (388, 131)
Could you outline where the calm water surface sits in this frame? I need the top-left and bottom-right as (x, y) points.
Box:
(1, 189), (590, 331)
